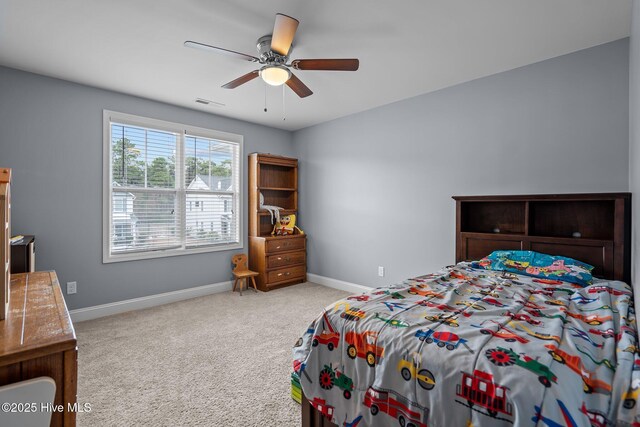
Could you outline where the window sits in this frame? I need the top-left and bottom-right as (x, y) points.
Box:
(221, 216), (230, 237)
(103, 110), (242, 262)
(113, 223), (132, 244)
(113, 193), (127, 213)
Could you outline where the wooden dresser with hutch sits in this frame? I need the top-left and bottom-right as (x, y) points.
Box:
(0, 168), (77, 426)
(1, 168), (10, 319)
(248, 153), (306, 291)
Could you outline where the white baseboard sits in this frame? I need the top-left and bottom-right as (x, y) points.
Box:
(69, 280), (233, 323)
(70, 274), (368, 323)
(307, 273), (372, 294)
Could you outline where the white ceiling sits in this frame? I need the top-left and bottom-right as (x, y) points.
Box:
(0, 0), (632, 131)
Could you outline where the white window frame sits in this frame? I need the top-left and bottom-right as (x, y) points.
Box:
(102, 110), (243, 263)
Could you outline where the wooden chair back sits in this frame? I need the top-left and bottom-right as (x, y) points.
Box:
(232, 254), (249, 273)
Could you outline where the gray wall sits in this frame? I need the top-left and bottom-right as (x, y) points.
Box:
(0, 66), (293, 310)
(294, 39), (630, 288)
(630, 0), (640, 310)
(0, 37), (632, 309)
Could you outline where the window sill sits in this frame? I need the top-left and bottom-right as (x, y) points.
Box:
(103, 242), (243, 263)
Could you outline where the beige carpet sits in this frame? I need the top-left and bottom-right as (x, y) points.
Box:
(75, 282), (350, 427)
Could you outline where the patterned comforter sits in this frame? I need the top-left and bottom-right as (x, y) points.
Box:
(293, 263), (640, 427)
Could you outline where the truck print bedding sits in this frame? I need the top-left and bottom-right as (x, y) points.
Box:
(293, 262), (640, 427)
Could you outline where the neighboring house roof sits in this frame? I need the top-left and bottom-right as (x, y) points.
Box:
(112, 184), (136, 201)
(188, 175), (232, 191)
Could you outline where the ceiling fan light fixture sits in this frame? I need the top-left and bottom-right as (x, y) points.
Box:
(260, 65), (291, 86)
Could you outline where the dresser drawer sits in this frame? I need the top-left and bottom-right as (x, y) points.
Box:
(266, 237), (305, 253)
(267, 251), (306, 269)
(268, 265), (306, 284)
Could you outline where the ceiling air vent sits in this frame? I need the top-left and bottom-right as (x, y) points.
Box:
(195, 98), (225, 107)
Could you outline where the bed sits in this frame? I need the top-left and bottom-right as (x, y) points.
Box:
(294, 193), (639, 427)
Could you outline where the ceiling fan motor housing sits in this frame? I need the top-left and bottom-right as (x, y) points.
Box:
(256, 35), (289, 65)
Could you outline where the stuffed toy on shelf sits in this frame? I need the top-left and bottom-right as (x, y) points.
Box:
(272, 214), (304, 236)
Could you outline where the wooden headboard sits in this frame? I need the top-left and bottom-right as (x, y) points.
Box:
(453, 193), (631, 283)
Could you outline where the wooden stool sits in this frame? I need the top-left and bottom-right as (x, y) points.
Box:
(231, 254), (258, 296)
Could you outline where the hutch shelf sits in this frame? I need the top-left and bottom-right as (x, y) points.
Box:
(248, 153), (306, 291)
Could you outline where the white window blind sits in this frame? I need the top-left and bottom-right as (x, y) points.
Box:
(103, 111), (242, 263)
(184, 134), (239, 247)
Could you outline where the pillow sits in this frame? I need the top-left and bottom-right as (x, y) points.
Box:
(272, 214), (296, 236)
(472, 250), (594, 286)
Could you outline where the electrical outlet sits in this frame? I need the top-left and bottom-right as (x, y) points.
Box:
(378, 266), (385, 277)
(67, 281), (77, 295)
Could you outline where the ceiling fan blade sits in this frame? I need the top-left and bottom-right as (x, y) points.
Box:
(222, 70), (260, 89)
(271, 13), (299, 56)
(184, 41), (259, 62)
(291, 59), (359, 71)
(286, 73), (313, 98)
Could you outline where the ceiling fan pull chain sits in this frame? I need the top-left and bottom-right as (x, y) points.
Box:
(264, 82), (268, 112)
(282, 84), (286, 121)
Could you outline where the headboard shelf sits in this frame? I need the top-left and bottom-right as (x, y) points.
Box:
(528, 200), (615, 240)
(460, 201), (526, 235)
(453, 193), (631, 283)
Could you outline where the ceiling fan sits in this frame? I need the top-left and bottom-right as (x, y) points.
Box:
(184, 13), (359, 98)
